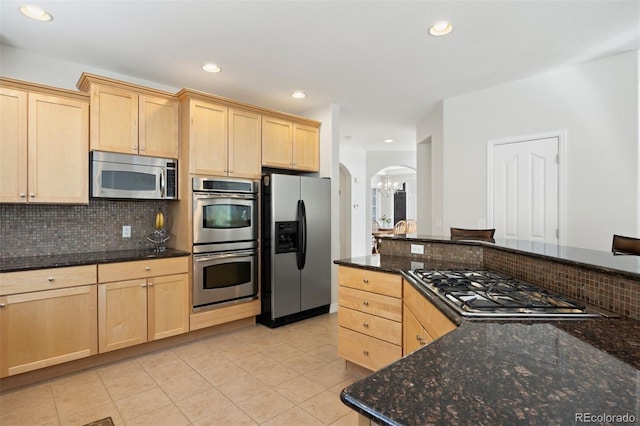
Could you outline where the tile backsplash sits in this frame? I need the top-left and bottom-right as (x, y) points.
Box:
(0, 199), (169, 258)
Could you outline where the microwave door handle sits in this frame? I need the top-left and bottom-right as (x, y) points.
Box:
(160, 169), (165, 198)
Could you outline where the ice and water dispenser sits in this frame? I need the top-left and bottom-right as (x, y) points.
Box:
(275, 221), (298, 254)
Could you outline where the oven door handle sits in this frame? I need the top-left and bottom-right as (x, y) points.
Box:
(194, 250), (256, 262)
(193, 193), (256, 200)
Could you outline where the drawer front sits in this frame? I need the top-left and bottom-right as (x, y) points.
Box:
(339, 307), (401, 345)
(403, 280), (456, 339)
(338, 327), (402, 372)
(338, 285), (401, 322)
(0, 265), (97, 296)
(338, 266), (402, 298)
(98, 256), (189, 283)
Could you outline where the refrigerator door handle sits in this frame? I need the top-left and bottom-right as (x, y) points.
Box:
(297, 199), (307, 270)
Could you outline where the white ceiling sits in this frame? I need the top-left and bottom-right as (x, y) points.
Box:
(1, 1), (638, 151)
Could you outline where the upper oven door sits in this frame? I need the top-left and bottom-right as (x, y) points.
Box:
(92, 160), (164, 199)
(193, 192), (258, 244)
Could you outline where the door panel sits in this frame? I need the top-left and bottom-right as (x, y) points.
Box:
(491, 137), (558, 243)
(300, 177), (331, 310)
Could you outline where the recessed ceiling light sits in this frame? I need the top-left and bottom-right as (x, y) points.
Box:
(291, 91), (306, 99)
(20, 5), (53, 21)
(202, 63), (221, 73)
(429, 20), (453, 37)
(384, 139), (394, 144)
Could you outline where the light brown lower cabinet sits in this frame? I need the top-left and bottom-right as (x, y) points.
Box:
(402, 279), (457, 356)
(97, 258), (189, 353)
(0, 285), (98, 378)
(337, 266), (403, 372)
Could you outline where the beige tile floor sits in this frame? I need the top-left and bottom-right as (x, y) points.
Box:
(0, 313), (363, 426)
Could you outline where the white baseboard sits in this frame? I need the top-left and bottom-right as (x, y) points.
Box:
(329, 302), (339, 313)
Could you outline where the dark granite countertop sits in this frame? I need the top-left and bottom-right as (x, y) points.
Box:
(341, 320), (639, 426)
(336, 254), (640, 425)
(379, 234), (640, 280)
(0, 248), (191, 273)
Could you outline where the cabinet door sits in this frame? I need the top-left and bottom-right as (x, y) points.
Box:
(188, 100), (228, 175)
(139, 95), (179, 159)
(0, 285), (97, 378)
(98, 279), (147, 353)
(261, 116), (293, 169)
(229, 108), (261, 178)
(0, 87), (28, 203)
(403, 305), (432, 356)
(293, 123), (319, 172)
(28, 93), (89, 204)
(148, 273), (189, 341)
(89, 85), (138, 154)
(403, 281), (456, 339)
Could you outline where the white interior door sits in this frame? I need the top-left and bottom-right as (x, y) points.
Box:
(489, 136), (559, 243)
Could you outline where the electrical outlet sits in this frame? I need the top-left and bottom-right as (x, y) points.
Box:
(122, 225), (131, 238)
(411, 244), (424, 255)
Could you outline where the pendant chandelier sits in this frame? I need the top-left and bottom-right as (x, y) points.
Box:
(377, 171), (400, 198)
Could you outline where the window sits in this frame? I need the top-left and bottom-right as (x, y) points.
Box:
(371, 187), (377, 221)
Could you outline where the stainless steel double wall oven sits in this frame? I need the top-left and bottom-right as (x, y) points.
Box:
(192, 177), (259, 310)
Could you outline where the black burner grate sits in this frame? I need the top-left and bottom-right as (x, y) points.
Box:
(413, 269), (587, 314)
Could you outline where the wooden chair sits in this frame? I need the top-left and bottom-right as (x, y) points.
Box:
(371, 220), (380, 254)
(405, 219), (417, 234)
(612, 234), (640, 255)
(450, 227), (496, 240)
(393, 220), (407, 234)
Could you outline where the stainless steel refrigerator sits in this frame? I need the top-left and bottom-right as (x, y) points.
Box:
(258, 173), (331, 328)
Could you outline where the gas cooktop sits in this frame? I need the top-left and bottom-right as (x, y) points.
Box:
(406, 269), (610, 319)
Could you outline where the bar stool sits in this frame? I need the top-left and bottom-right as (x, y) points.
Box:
(612, 234), (640, 255)
(450, 227), (496, 240)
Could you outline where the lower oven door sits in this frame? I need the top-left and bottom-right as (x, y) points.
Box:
(193, 249), (258, 309)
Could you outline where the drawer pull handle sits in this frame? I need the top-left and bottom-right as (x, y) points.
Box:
(145, 267), (151, 271)
(362, 278), (369, 283)
(149, 283), (154, 287)
(363, 350), (369, 356)
(362, 300), (369, 306)
(48, 277), (54, 282)
(363, 322), (369, 328)
(142, 283), (147, 287)
(0, 303), (6, 308)
(417, 335), (426, 345)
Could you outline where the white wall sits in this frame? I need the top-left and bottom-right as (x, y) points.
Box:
(339, 145), (368, 257)
(417, 51), (639, 251)
(1, 45), (179, 92)
(416, 102), (443, 235)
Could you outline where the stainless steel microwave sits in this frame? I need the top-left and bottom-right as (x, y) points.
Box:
(90, 151), (177, 200)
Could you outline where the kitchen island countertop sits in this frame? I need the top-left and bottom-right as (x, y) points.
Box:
(335, 255), (639, 425)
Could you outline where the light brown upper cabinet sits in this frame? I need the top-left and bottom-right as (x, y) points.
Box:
(178, 90), (261, 179)
(262, 115), (320, 172)
(77, 73), (179, 159)
(0, 79), (89, 204)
